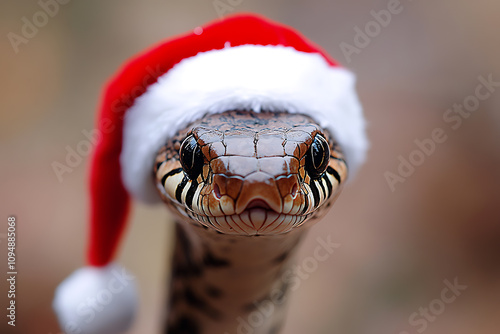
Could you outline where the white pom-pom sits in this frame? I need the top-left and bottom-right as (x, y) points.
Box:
(53, 263), (138, 334)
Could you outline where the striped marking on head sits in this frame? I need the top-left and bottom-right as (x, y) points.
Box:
(154, 110), (348, 235)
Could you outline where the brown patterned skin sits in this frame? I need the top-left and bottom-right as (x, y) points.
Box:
(153, 110), (347, 334)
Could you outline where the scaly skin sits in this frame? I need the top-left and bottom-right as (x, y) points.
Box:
(154, 110), (347, 334)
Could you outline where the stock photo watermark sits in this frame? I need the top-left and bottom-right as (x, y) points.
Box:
(385, 73), (500, 192)
(213, 0), (243, 19)
(51, 120), (114, 183)
(55, 267), (135, 334)
(225, 235), (340, 334)
(51, 64), (165, 183)
(399, 277), (467, 334)
(7, 0), (72, 54)
(6, 216), (17, 327)
(340, 0), (416, 63)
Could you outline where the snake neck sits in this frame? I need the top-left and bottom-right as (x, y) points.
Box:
(166, 222), (306, 334)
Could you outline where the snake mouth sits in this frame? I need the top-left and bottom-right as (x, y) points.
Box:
(244, 199), (272, 211)
(188, 208), (312, 235)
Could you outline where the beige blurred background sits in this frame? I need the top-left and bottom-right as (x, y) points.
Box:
(1, 1), (499, 333)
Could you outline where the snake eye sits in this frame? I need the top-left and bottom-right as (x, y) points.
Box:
(305, 134), (330, 179)
(179, 134), (204, 180)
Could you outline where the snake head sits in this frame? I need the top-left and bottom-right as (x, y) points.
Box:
(154, 110), (347, 235)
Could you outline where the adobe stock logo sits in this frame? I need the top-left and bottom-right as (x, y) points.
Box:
(339, 0), (411, 63)
(213, 0), (243, 18)
(56, 268), (136, 334)
(385, 74), (500, 192)
(399, 277), (467, 334)
(226, 235), (340, 334)
(51, 64), (164, 183)
(6, 0), (72, 54)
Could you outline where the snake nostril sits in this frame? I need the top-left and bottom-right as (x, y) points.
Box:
(214, 183), (222, 199)
(291, 183), (298, 198)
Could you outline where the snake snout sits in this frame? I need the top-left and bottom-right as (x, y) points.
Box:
(211, 169), (303, 217)
(235, 172), (297, 215)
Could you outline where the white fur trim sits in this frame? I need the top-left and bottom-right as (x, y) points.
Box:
(53, 264), (138, 334)
(121, 45), (368, 203)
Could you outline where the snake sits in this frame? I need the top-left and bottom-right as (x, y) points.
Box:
(153, 109), (347, 333)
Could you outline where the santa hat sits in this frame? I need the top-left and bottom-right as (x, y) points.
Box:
(53, 13), (368, 333)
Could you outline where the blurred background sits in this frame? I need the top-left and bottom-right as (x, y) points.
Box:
(1, 0), (499, 333)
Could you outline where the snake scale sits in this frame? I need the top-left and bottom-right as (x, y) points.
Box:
(50, 14), (367, 334)
(154, 109), (348, 333)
